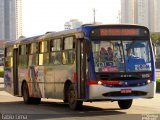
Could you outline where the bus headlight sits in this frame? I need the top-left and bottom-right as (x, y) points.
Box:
(98, 81), (102, 85)
(147, 80), (151, 84)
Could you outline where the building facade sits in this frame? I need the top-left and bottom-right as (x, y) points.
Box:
(16, 0), (22, 40)
(121, 0), (135, 23)
(155, 0), (160, 32)
(64, 19), (83, 30)
(0, 0), (22, 41)
(121, 0), (159, 32)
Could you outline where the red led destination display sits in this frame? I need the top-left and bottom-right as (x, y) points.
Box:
(99, 28), (139, 36)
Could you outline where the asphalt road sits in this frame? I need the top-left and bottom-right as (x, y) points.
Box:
(0, 91), (160, 120)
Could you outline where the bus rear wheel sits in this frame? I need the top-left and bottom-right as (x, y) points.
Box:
(68, 84), (83, 110)
(118, 99), (133, 109)
(22, 83), (41, 104)
(22, 83), (32, 104)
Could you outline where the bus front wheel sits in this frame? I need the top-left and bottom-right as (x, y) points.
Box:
(68, 84), (83, 110)
(118, 99), (133, 109)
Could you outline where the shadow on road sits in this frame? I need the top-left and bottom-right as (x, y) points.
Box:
(0, 100), (126, 120)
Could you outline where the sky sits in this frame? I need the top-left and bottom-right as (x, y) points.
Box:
(22, 0), (121, 37)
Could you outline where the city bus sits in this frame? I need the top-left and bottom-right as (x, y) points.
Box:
(4, 24), (156, 110)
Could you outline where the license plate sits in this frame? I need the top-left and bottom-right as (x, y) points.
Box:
(121, 89), (132, 93)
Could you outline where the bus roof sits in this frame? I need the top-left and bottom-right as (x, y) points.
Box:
(5, 35), (43, 47)
(18, 35), (44, 44)
(5, 24), (149, 47)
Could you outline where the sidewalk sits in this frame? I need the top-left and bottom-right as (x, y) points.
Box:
(156, 69), (160, 72)
(0, 77), (4, 91)
(156, 69), (160, 77)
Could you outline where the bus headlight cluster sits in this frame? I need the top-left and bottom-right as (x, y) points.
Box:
(98, 81), (102, 85)
(147, 80), (151, 84)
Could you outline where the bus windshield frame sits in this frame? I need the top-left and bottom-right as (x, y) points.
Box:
(89, 26), (152, 73)
(91, 39), (152, 73)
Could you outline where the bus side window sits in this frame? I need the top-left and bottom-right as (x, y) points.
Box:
(29, 42), (39, 66)
(50, 39), (62, 65)
(39, 41), (49, 65)
(19, 44), (27, 67)
(62, 37), (75, 64)
(5, 46), (13, 67)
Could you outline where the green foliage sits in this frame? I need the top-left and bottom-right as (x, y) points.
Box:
(19, 36), (26, 39)
(151, 33), (160, 44)
(0, 71), (4, 77)
(156, 78), (160, 92)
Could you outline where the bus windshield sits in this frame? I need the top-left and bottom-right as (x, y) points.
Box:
(92, 40), (152, 73)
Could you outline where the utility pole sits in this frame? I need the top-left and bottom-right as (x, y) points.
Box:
(93, 8), (96, 24)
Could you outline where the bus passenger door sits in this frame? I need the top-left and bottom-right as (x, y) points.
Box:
(13, 48), (19, 96)
(76, 39), (86, 99)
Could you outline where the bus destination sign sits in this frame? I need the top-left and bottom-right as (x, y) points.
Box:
(90, 27), (149, 37)
(99, 28), (139, 36)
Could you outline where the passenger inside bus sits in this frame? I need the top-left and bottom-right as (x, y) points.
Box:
(100, 47), (113, 66)
(99, 47), (107, 61)
(107, 47), (113, 61)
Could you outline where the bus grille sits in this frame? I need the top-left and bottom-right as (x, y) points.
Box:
(98, 74), (140, 80)
(102, 91), (147, 97)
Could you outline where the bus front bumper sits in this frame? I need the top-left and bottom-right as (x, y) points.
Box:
(88, 82), (155, 100)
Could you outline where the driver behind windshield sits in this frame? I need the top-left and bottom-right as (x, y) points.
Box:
(125, 47), (145, 71)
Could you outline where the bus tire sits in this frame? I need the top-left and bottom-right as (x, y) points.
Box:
(63, 99), (68, 103)
(118, 99), (133, 109)
(68, 84), (83, 110)
(63, 81), (71, 103)
(22, 83), (41, 104)
(22, 82), (32, 104)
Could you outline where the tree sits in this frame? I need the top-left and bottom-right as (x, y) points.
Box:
(151, 33), (160, 59)
(19, 36), (26, 39)
(151, 33), (160, 44)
